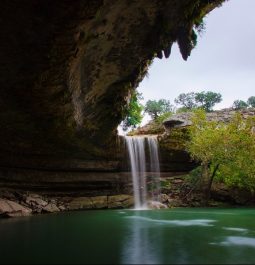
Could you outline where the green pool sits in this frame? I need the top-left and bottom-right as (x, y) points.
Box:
(0, 208), (255, 264)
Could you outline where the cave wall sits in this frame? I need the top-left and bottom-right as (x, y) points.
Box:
(0, 0), (225, 194)
(0, 0), (225, 161)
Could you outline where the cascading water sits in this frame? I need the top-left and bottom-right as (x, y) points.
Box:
(125, 137), (147, 209)
(125, 135), (161, 209)
(147, 136), (161, 202)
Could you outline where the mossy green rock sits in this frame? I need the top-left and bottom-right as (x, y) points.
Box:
(108, 195), (134, 209)
(90, 196), (108, 209)
(68, 197), (94, 210)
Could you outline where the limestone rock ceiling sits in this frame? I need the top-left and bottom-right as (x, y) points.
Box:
(0, 0), (225, 159)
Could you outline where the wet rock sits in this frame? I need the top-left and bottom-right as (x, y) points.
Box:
(108, 195), (134, 209)
(49, 199), (57, 205)
(68, 197), (93, 210)
(0, 198), (32, 218)
(21, 193), (50, 214)
(25, 195), (48, 208)
(171, 178), (184, 184)
(148, 200), (168, 209)
(91, 196), (107, 209)
(160, 194), (170, 203)
(0, 190), (17, 201)
(167, 198), (183, 207)
(42, 203), (60, 213)
(58, 205), (66, 211)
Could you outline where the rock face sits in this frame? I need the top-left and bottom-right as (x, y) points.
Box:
(0, 198), (32, 217)
(0, 0), (225, 164)
(163, 108), (255, 130)
(107, 195), (134, 209)
(0, 1), (225, 200)
(0, 191), (134, 218)
(42, 203), (60, 213)
(160, 109), (255, 173)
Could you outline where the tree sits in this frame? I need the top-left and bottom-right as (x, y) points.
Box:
(174, 91), (222, 112)
(247, 96), (255, 108)
(194, 91), (222, 112)
(232, 100), (248, 110)
(174, 92), (197, 110)
(144, 99), (173, 119)
(122, 91), (143, 131)
(187, 109), (255, 204)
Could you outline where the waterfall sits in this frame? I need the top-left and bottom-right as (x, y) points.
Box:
(125, 137), (147, 209)
(147, 136), (161, 202)
(125, 136), (161, 209)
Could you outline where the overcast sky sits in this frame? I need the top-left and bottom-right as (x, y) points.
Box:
(138, 0), (255, 123)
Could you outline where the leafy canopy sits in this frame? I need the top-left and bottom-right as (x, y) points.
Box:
(122, 91), (143, 131)
(232, 96), (255, 109)
(144, 99), (173, 119)
(247, 96), (255, 108)
(194, 91), (222, 112)
(232, 100), (248, 110)
(187, 109), (255, 192)
(174, 91), (222, 112)
(174, 92), (196, 110)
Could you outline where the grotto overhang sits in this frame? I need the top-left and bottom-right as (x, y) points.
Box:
(0, 0), (225, 162)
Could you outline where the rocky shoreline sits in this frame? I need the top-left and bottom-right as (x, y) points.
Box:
(1, 173), (254, 219)
(0, 190), (134, 218)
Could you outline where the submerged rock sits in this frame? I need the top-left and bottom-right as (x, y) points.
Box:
(0, 198), (32, 218)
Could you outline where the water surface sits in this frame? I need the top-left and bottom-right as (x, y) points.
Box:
(0, 208), (255, 264)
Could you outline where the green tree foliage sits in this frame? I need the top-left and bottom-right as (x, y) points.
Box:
(174, 92), (197, 110)
(144, 99), (173, 120)
(174, 91), (222, 112)
(232, 100), (248, 110)
(194, 91), (222, 112)
(187, 109), (255, 203)
(122, 92), (143, 131)
(247, 96), (255, 108)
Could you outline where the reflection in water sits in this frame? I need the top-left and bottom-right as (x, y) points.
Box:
(121, 212), (163, 264)
(121, 212), (217, 264)
(223, 227), (248, 233)
(219, 236), (255, 247)
(125, 215), (216, 227)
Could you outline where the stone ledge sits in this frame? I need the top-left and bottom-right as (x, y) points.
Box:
(164, 108), (255, 130)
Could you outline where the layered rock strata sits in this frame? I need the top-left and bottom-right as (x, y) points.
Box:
(0, 1), (225, 209)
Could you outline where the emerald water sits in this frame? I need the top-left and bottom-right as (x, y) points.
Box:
(1, 208), (255, 264)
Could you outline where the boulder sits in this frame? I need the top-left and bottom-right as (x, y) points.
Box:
(25, 195), (48, 208)
(90, 196), (107, 209)
(0, 198), (32, 218)
(68, 197), (94, 210)
(42, 203), (60, 213)
(147, 200), (168, 209)
(58, 205), (66, 211)
(108, 195), (134, 209)
(159, 193), (171, 203)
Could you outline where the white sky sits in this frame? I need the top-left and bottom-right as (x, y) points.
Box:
(137, 0), (255, 125)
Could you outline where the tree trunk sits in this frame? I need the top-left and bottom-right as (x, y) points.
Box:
(202, 163), (220, 205)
